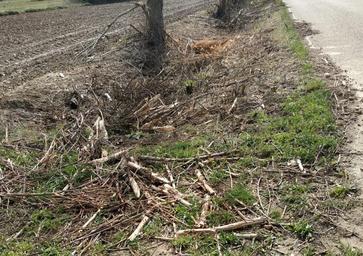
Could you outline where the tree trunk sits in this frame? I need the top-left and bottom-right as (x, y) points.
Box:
(215, 0), (248, 20)
(145, 0), (165, 49)
(215, 0), (228, 19)
(142, 0), (165, 71)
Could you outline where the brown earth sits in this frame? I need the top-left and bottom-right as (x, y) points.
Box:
(0, 0), (209, 92)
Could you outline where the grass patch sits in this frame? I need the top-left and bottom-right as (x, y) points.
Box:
(241, 80), (337, 163)
(339, 243), (363, 256)
(207, 210), (235, 226)
(282, 182), (309, 207)
(134, 138), (206, 158)
(175, 199), (201, 227)
(290, 220), (313, 239)
(224, 183), (255, 206)
(0, 145), (39, 167)
(329, 184), (351, 198)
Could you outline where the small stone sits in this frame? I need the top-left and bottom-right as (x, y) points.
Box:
(324, 73), (331, 78)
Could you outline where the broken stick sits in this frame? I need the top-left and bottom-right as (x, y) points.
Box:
(90, 149), (129, 164)
(196, 194), (211, 227)
(128, 215), (150, 241)
(196, 169), (216, 195)
(176, 218), (266, 236)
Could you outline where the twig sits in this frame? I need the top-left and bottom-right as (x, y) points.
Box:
(128, 215), (150, 241)
(0, 192), (63, 198)
(165, 164), (176, 188)
(176, 218), (267, 236)
(81, 208), (102, 231)
(139, 151), (235, 162)
(256, 177), (266, 215)
(233, 233), (259, 239)
(79, 5), (139, 56)
(156, 184), (192, 206)
(227, 97), (238, 114)
(4, 125), (9, 143)
(31, 137), (56, 171)
(296, 159), (304, 172)
(90, 149), (129, 164)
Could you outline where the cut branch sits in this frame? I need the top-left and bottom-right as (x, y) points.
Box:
(176, 218), (267, 236)
(128, 215), (150, 241)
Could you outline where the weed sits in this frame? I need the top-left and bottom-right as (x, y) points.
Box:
(39, 242), (71, 256)
(207, 210), (235, 226)
(225, 183), (255, 206)
(183, 79), (197, 94)
(0, 145), (38, 167)
(0, 237), (33, 256)
(144, 216), (163, 237)
(219, 232), (240, 246)
(209, 169), (229, 184)
(112, 231), (127, 243)
(269, 209), (282, 221)
(173, 235), (194, 250)
(302, 246), (316, 256)
(26, 209), (69, 235)
(290, 220), (313, 239)
(134, 138), (206, 158)
(340, 243), (363, 256)
(330, 185), (351, 198)
(175, 199), (201, 227)
(282, 183), (309, 206)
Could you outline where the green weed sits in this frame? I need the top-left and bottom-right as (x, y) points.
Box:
(330, 185), (351, 198)
(290, 220), (313, 239)
(225, 183), (255, 206)
(340, 243), (363, 256)
(135, 138), (206, 158)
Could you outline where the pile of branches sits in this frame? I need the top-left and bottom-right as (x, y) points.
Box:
(0, 115), (267, 254)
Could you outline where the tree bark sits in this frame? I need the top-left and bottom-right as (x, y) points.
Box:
(145, 0), (165, 49)
(215, 0), (248, 20)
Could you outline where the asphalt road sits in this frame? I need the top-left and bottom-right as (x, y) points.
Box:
(284, 0), (363, 85)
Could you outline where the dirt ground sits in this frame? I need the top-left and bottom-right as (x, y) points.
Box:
(0, 0), (209, 93)
(0, 0), (362, 255)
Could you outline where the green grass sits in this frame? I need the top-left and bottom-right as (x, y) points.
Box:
(290, 220), (313, 239)
(224, 183), (255, 206)
(340, 244), (363, 256)
(329, 185), (351, 198)
(240, 81), (337, 163)
(134, 138), (206, 159)
(0, 237), (71, 256)
(0, 0), (84, 15)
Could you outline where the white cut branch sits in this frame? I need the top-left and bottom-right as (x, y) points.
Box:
(128, 215), (150, 241)
(196, 169), (216, 195)
(176, 218), (266, 236)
